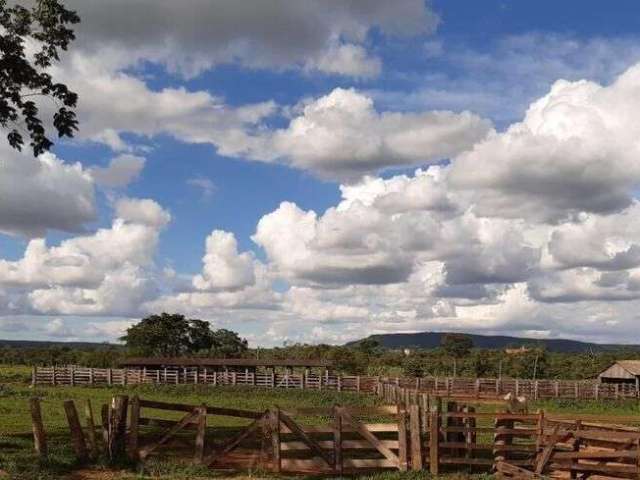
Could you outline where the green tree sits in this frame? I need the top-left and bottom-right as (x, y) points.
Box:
(402, 355), (425, 377)
(121, 313), (192, 356)
(209, 329), (248, 358)
(441, 333), (473, 376)
(1, 0), (80, 155)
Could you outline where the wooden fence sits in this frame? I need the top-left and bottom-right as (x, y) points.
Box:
(32, 366), (640, 401)
(29, 394), (640, 477)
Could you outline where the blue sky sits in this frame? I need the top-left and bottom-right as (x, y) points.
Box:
(2, 0), (640, 345)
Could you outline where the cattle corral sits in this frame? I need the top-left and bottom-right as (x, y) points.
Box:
(32, 365), (640, 400)
(19, 388), (640, 479)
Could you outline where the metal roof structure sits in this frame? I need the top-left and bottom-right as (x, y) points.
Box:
(598, 360), (640, 379)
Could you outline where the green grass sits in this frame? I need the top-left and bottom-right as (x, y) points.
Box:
(0, 365), (387, 479)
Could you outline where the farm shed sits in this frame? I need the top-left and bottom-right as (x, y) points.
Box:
(119, 357), (333, 375)
(598, 360), (640, 387)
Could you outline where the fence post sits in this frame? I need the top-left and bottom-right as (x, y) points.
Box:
(534, 380), (539, 400)
(429, 397), (441, 475)
(30, 397), (47, 458)
(64, 400), (88, 462)
(108, 395), (129, 460)
(398, 410), (408, 471)
(194, 404), (207, 463)
(31, 366), (37, 386)
(409, 404), (422, 470)
(85, 399), (98, 460)
(595, 382), (599, 400)
(571, 420), (582, 479)
(270, 408), (281, 473)
(107, 368), (112, 386)
(52, 365), (56, 386)
(70, 366), (75, 386)
(535, 409), (544, 452)
(333, 405), (343, 476)
(128, 396), (140, 461)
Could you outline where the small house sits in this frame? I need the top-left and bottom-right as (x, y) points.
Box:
(597, 360), (640, 388)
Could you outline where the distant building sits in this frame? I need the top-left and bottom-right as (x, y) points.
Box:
(403, 348), (411, 356)
(505, 346), (530, 355)
(598, 360), (640, 388)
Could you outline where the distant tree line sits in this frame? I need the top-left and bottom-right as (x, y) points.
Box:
(1, 314), (637, 380)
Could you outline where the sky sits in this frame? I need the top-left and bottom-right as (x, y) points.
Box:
(3, 0), (640, 346)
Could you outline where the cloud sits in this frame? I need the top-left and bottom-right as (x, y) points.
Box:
(187, 177), (216, 200)
(67, 0), (438, 78)
(269, 88), (492, 181)
(89, 154), (146, 188)
(114, 198), (172, 228)
(0, 147), (96, 237)
(193, 231), (256, 291)
(449, 63), (640, 222)
(0, 199), (170, 316)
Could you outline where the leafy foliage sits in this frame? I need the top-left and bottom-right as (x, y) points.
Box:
(0, 0), (79, 155)
(441, 333), (473, 358)
(119, 312), (249, 357)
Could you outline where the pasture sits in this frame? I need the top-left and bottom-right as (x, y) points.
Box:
(3, 365), (640, 479)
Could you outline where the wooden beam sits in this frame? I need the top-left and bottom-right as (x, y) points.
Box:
(535, 425), (561, 474)
(194, 404), (207, 464)
(64, 400), (88, 462)
(84, 399), (98, 460)
(279, 410), (334, 467)
(410, 404), (423, 471)
(29, 397), (47, 458)
(138, 410), (198, 460)
(398, 410), (408, 471)
(127, 396), (140, 461)
(338, 407), (399, 466)
(333, 406), (343, 476)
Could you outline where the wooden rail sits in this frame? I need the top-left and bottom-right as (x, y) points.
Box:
(32, 366), (640, 401)
(30, 393), (640, 477)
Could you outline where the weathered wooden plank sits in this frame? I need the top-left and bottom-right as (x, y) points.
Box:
(280, 439), (399, 451)
(338, 407), (399, 466)
(29, 397), (47, 458)
(127, 396), (139, 461)
(270, 408), (281, 473)
(279, 410), (334, 467)
(535, 425), (561, 474)
(138, 410), (199, 460)
(194, 405), (207, 464)
(333, 406), (342, 475)
(398, 411), (408, 471)
(410, 404), (423, 471)
(202, 412), (265, 466)
(64, 400), (88, 462)
(84, 399), (98, 460)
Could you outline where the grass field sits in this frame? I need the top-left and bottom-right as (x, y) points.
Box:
(3, 364), (640, 479)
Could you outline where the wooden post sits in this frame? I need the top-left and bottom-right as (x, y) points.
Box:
(127, 396), (140, 461)
(429, 397), (441, 475)
(333, 406), (343, 476)
(84, 399), (98, 460)
(535, 409), (544, 452)
(29, 397), (47, 458)
(108, 395), (128, 460)
(555, 381), (560, 398)
(356, 375), (361, 392)
(398, 410), (408, 471)
(31, 366), (37, 386)
(64, 400), (88, 461)
(107, 368), (112, 386)
(52, 365), (56, 386)
(101, 404), (109, 446)
(270, 408), (281, 473)
(571, 420), (582, 479)
(409, 404), (422, 470)
(194, 404), (207, 463)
